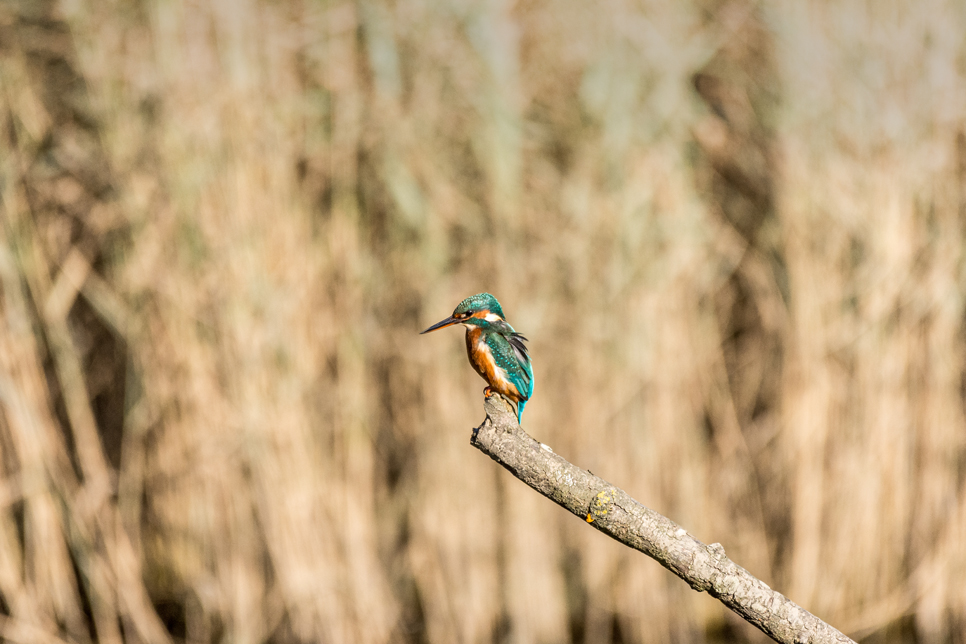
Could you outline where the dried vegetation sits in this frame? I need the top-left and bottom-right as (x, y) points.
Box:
(0, 0), (965, 642)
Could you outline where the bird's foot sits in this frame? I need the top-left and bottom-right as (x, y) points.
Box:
(483, 386), (495, 398)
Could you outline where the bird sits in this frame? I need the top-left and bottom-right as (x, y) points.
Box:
(421, 293), (533, 423)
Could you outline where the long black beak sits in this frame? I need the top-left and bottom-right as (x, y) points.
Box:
(421, 316), (460, 334)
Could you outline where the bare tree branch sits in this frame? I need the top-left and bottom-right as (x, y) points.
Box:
(471, 395), (856, 644)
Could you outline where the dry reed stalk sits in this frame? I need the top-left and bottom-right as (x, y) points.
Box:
(774, 3), (966, 640)
(0, 5), (173, 642)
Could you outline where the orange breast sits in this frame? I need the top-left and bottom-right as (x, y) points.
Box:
(464, 328), (521, 402)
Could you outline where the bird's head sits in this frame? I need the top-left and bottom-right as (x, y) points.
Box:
(420, 292), (507, 334)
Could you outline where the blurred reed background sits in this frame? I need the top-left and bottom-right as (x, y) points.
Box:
(0, 0), (965, 642)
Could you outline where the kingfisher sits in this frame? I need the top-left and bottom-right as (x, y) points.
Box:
(421, 293), (533, 422)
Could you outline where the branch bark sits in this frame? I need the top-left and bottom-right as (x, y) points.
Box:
(471, 395), (856, 644)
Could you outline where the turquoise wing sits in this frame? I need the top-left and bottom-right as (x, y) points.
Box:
(487, 331), (534, 421)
